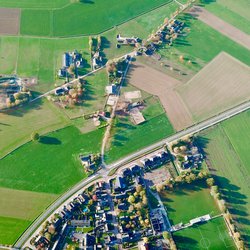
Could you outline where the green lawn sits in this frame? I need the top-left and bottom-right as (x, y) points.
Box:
(202, 110), (250, 246)
(202, 0), (250, 34)
(105, 95), (174, 164)
(160, 182), (220, 225)
(0, 126), (104, 194)
(18, 0), (173, 37)
(0, 99), (70, 158)
(173, 217), (236, 250)
(0, 216), (31, 245)
(159, 14), (250, 68)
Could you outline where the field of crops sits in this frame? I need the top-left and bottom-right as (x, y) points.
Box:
(202, 0), (250, 34)
(203, 110), (250, 246)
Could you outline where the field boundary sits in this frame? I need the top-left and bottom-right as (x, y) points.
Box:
(2, 0), (175, 38)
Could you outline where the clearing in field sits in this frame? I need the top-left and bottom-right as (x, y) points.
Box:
(127, 61), (193, 131)
(177, 52), (250, 122)
(202, 110), (250, 246)
(0, 8), (20, 35)
(0, 99), (70, 158)
(160, 182), (220, 225)
(173, 217), (236, 250)
(189, 6), (250, 50)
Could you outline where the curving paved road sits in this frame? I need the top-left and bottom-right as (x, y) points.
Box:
(15, 99), (250, 248)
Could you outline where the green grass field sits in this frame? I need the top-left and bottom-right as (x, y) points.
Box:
(0, 99), (70, 158)
(159, 14), (250, 68)
(0, 125), (104, 194)
(173, 217), (236, 250)
(201, 0), (250, 34)
(17, 0), (173, 37)
(0, 0), (69, 8)
(105, 95), (174, 164)
(160, 182), (220, 225)
(202, 110), (250, 246)
(0, 216), (31, 245)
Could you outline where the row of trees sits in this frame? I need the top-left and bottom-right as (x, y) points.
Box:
(208, 178), (245, 249)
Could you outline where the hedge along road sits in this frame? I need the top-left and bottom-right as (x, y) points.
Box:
(15, 98), (250, 248)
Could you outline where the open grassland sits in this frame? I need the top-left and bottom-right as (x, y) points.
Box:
(18, 0), (173, 37)
(177, 52), (250, 122)
(173, 217), (236, 250)
(60, 69), (108, 119)
(105, 94), (174, 164)
(0, 188), (57, 220)
(0, 216), (31, 245)
(0, 0), (69, 8)
(0, 99), (70, 158)
(0, 36), (91, 92)
(160, 182), (220, 225)
(201, 0), (250, 34)
(202, 110), (250, 246)
(0, 126), (104, 194)
(159, 14), (250, 68)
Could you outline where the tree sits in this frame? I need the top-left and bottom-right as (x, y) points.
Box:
(128, 195), (135, 204)
(89, 36), (93, 52)
(97, 35), (102, 49)
(163, 231), (171, 240)
(136, 184), (143, 193)
(143, 237), (149, 244)
(31, 132), (40, 141)
(185, 175), (192, 184)
(175, 175), (183, 183)
(156, 183), (164, 192)
(142, 196), (148, 206)
(206, 177), (215, 187)
(135, 202), (143, 210)
(190, 173), (196, 182)
(128, 205), (134, 213)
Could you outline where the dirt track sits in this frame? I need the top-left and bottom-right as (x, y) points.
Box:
(127, 62), (193, 131)
(189, 6), (250, 50)
(0, 8), (20, 35)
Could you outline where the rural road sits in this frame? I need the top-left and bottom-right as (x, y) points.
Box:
(15, 99), (250, 248)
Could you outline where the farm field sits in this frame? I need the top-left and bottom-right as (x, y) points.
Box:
(127, 61), (193, 131)
(0, 36), (91, 93)
(0, 125), (104, 194)
(105, 95), (174, 164)
(201, 0), (250, 34)
(176, 52), (250, 122)
(160, 182), (220, 225)
(202, 110), (250, 246)
(173, 217), (236, 250)
(0, 99), (70, 159)
(188, 6), (250, 50)
(0, 216), (31, 245)
(159, 13), (250, 68)
(16, 0), (174, 37)
(60, 69), (108, 119)
(0, 0), (69, 8)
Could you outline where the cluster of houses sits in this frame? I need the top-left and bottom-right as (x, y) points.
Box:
(116, 34), (140, 48)
(0, 76), (31, 109)
(181, 146), (204, 169)
(58, 50), (84, 78)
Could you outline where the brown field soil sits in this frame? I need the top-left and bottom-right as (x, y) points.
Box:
(189, 6), (250, 50)
(127, 62), (193, 131)
(0, 8), (20, 35)
(177, 52), (250, 122)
